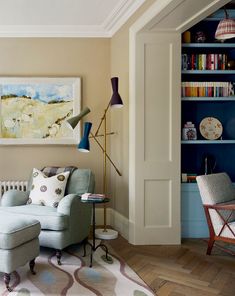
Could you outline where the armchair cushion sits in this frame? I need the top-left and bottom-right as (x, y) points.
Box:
(29, 168), (70, 208)
(0, 205), (68, 231)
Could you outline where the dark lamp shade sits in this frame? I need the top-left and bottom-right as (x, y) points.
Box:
(110, 77), (123, 108)
(66, 107), (90, 130)
(215, 18), (235, 40)
(78, 122), (92, 152)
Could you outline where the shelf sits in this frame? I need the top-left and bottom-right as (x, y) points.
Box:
(205, 9), (235, 21)
(182, 43), (235, 48)
(182, 182), (235, 188)
(181, 97), (235, 101)
(182, 70), (235, 74)
(181, 140), (235, 144)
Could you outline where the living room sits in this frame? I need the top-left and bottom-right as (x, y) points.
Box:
(0, 0), (234, 295)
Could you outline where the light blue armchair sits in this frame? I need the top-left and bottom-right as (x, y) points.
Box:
(0, 168), (95, 265)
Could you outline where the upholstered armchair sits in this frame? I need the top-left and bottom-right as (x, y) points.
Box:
(197, 173), (235, 255)
(0, 168), (95, 265)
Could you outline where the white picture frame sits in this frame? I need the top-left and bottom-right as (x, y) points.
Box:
(0, 77), (81, 145)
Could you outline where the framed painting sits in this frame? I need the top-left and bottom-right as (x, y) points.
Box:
(0, 77), (81, 145)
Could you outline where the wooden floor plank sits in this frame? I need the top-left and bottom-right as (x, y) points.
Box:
(107, 236), (235, 296)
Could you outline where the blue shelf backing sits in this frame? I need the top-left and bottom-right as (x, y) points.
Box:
(181, 183), (209, 238)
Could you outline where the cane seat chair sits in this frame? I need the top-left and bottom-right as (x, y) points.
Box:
(197, 173), (235, 255)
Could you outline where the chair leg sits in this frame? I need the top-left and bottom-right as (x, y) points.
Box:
(56, 250), (62, 265)
(29, 259), (36, 275)
(4, 273), (12, 292)
(206, 237), (215, 255)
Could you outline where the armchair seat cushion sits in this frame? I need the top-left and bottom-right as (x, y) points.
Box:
(0, 205), (69, 231)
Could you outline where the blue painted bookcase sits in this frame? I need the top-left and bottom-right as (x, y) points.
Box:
(181, 184), (209, 238)
(181, 9), (235, 238)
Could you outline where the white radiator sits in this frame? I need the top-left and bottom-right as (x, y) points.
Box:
(0, 181), (28, 198)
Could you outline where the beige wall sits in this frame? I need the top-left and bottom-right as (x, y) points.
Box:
(110, 0), (156, 218)
(0, 38), (110, 193)
(0, 1), (156, 221)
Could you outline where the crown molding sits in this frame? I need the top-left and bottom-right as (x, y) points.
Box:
(0, 0), (146, 37)
(102, 0), (146, 35)
(0, 25), (111, 38)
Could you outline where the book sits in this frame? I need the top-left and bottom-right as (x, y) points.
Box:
(81, 193), (105, 201)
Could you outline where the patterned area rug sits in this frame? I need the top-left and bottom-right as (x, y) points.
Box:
(0, 242), (155, 296)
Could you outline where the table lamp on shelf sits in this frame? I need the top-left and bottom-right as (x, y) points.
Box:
(67, 77), (123, 240)
(215, 8), (235, 40)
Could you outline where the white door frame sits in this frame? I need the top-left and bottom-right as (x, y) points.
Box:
(129, 0), (230, 244)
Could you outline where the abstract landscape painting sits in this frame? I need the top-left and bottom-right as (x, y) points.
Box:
(0, 77), (81, 144)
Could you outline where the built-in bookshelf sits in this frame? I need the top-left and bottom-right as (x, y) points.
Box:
(181, 41), (235, 180)
(181, 12), (235, 181)
(181, 8), (235, 238)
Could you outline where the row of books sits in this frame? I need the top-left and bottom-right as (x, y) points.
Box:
(181, 82), (233, 97)
(182, 53), (227, 70)
(81, 193), (105, 201)
(182, 173), (197, 183)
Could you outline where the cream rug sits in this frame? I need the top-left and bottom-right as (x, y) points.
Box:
(0, 243), (155, 296)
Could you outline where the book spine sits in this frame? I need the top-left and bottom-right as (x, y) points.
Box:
(211, 54), (214, 70)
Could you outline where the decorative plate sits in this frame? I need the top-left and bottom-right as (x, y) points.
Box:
(199, 117), (223, 140)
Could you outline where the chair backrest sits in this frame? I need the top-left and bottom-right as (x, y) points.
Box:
(196, 173), (235, 226)
(28, 167), (95, 195)
(66, 168), (95, 195)
(197, 173), (235, 205)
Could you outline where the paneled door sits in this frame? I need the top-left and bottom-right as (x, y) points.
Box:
(129, 31), (181, 244)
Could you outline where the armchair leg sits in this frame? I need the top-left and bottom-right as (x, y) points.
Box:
(207, 238), (215, 255)
(56, 250), (62, 265)
(29, 259), (36, 275)
(4, 273), (12, 292)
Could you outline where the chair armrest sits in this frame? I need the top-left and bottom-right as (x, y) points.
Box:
(1, 190), (30, 207)
(204, 204), (235, 211)
(57, 194), (92, 243)
(57, 194), (79, 215)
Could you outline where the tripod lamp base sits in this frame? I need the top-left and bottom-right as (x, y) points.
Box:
(95, 228), (118, 240)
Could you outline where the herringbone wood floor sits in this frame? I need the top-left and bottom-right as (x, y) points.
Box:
(107, 236), (235, 296)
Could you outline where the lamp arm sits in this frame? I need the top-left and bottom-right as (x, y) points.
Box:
(92, 132), (115, 138)
(90, 132), (122, 176)
(95, 101), (110, 136)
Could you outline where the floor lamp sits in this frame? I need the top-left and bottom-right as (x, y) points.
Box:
(67, 77), (123, 240)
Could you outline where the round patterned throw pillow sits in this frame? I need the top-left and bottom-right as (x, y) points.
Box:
(29, 168), (70, 207)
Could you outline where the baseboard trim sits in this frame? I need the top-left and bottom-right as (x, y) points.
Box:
(95, 207), (129, 240)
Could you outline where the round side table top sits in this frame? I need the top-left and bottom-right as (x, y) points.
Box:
(80, 197), (110, 204)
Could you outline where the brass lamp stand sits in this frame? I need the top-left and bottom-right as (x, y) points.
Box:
(67, 77), (123, 240)
(92, 103), (122, 239)
(93, 77), (123, 239)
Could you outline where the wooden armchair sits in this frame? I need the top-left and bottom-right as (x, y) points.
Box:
(196, 173), (235, 255)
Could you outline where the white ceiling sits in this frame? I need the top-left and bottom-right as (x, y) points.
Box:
(0, 0), (146, 37)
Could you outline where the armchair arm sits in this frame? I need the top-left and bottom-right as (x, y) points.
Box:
(57, 194), (79, 215)
(57, 194), (92, 243)
(1, 190), (30, 207)
(204, 204), (235, 211)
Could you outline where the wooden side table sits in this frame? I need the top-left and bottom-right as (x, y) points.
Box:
(81, 197), (112, 267)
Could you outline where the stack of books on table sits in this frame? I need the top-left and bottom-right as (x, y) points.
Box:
(81, 193), (105, 201)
